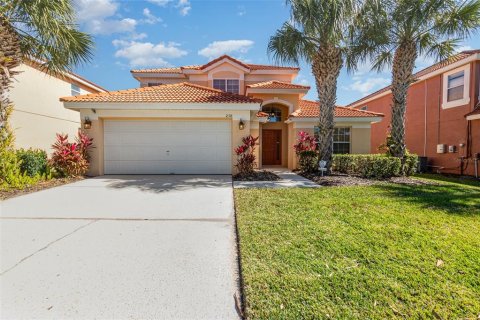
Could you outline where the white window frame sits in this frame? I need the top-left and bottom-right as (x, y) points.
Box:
(212, 78), (240, 94)
(442, 65), (470, 109)
(313, 126), (352, 154)
(71, 83), (81, 96)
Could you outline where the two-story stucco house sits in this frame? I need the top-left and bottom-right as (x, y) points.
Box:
(348, 50), (480, 177)
(61, 55), (383, 175)
(10, 60), (106, 152)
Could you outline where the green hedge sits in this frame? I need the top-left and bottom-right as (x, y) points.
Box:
(16, 148), (48, 177)
(332, 154), (418, 179)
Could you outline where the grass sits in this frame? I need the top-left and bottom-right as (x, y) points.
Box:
(235, 175), (480, 319)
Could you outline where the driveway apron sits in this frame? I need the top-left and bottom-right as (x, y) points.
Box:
(0, 175), (240, 320)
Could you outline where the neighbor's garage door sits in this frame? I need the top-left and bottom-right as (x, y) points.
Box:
(104, 120), (232, 174)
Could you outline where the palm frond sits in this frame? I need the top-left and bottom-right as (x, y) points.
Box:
(267, 22), (315, 65)
(4, 0), (93, 74)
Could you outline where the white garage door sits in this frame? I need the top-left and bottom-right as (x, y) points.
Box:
(104, 120), (232, 174)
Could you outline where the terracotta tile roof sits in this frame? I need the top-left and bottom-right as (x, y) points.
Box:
(290, 100), (384, 118)
(130, 67), (183, 74)
(60, 82), (262, 104)
(130, 55), (299, 73)
(256, 111), (269, 118)
(346, 50), (480, 108)
(247, 64), (299, 71)
(247, 80), (310, 90)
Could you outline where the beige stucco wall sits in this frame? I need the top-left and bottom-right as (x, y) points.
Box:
(351, 127), (371, 154)
(287, 123), (373, 170)
(9, 64), (95, 153)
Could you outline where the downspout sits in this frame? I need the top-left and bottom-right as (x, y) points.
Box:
(423, 80), (428, 156)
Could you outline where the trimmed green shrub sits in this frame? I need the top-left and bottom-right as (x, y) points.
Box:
(332, 154), (405, 179)
(0, 150), (43, 189)
(404, 153), (419, 176)
(298, 150), (318, 173)
(16, 148), (48, 177)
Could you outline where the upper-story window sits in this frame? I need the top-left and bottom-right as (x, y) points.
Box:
(442, 65), (470, 109)
(213, 79), (239, 94)
(447, 71), (465, 102)
(71, 84), (81, 96)
(147, 82), (162, 87)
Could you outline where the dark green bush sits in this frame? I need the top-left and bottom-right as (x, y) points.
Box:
(16, 148), (48, 177)
(332, 154), (409, 179)
(404, 153), (419, 176)
(298, 150), (318, 173)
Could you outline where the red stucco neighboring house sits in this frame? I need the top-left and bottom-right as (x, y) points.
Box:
(348, 50), (480, 177)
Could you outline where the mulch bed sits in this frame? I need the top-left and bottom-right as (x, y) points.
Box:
(0, 177), (84, 201)
(233, 170), (281, 181)
(300, 172), (439, 187)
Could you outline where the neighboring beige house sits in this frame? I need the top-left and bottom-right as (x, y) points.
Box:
(61, 55), (383, 175)
(9, 60), (105, 152)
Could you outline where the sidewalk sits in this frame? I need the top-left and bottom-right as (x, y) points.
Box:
(233, 168), (320, 189)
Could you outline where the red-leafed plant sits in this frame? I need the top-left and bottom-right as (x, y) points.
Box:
(293, 131), (318, 173)
(50, 132), (93, 177)
(235, 135), (259, 175)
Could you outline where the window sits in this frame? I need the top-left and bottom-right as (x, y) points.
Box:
(315, 127), (351, 154)
(147, 82), (162, 87)
(333, 127), (351, 154)
(360, 105), (368, 111)
(213, 79), (239, 94)
(446, 71), (464, 102)
(71, 84), (81, 96)
(262, 106), (282, 122)
(442, 65), (470, 109)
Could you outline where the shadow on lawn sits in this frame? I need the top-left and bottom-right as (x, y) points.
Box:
(373, 181), (480, 215)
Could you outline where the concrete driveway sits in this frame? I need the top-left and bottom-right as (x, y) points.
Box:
(0, 175), (240, 320)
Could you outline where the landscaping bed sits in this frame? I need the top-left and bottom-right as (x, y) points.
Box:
(235, 175), (480, 319)
(0, 177), (84, 200)
(233, 170), (281, 181)
(299, 172), (439, 187)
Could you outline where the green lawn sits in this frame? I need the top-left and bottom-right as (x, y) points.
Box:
(235, 175), (480, 319)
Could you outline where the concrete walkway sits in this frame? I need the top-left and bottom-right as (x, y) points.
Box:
(234, 168), (320, 188)
(1, 175), (240, 320)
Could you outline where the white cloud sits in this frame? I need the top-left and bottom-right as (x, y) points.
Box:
(113, 40), (187, 67)
(75, 0), (137, 35)
(198, 40), (254, 59)
(237, 5), (246, 16)
(455, 45), (473, 53)
(130, 32), (148, 40)
(142, 8), (162, 24)
(176, 0), (191, 16)
(348, 77), (390, 96)
(148, 0), (171, 6)
(294, 73), (310, 86)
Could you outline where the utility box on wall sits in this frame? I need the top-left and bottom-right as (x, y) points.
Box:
(448, 145), (457, 153)
(437, 144), (447, 154)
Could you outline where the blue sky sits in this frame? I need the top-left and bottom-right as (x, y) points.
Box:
(74, 0), (480, 105)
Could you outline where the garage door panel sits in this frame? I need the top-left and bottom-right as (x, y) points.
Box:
(104, 120), (232, 174)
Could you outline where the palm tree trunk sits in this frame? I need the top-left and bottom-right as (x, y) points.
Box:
(0, 16), (22, 149)
(312, 46), (343, 174)
(390, 41), (417, 163)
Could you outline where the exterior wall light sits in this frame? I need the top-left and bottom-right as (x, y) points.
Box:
(239, 119), (245, 130)
(83, 117), (92, 129)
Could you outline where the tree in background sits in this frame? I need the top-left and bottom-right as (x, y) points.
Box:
(0, 0), (93, 149)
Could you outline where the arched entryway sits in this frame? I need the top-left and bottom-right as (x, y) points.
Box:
(260, 103), (289, 167)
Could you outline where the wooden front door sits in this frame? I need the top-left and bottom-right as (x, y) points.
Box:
(262, 129), (282, 165)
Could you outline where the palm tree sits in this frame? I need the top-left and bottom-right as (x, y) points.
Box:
(351, 0), (480, 164)
(268, 0), (360, 173)
(0, 0), (93, 147)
